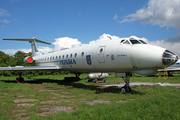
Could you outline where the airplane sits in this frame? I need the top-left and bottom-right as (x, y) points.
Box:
(0, 37), (178, 93)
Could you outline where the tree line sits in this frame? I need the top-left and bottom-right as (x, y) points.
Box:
(0, 51), (68, 76)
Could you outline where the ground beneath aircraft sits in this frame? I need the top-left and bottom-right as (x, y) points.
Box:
(1, 81), (180, 119)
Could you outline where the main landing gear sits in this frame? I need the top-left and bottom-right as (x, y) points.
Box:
(64, 72), (81, 81)
(16, 71), (25, 83)
(121, 73), (132, 94)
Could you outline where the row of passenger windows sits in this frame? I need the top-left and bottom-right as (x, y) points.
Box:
(38, 52), (85, 62)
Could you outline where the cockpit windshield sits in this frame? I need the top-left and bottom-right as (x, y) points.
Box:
(139, 40), (147, 44)
(130, 39), (141, 44)
(120, 38), (148, 45)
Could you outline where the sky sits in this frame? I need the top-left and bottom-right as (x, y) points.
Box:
(0, 0), (180, 57)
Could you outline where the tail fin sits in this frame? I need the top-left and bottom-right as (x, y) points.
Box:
(3, 37), (51, 56)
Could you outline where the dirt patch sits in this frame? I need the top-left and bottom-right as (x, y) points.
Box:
(9, 109), (28, 117)
(60, 91), (72, 94)
(49, 92), (61, 96)
(17, 116), (30, 120)
(60, 95), (75, 98)
(13, 98), (38, 103)
(40, 100), (62, 104)
(36, 105), (73, 116)
(17, 95), (26, 98)
(114, 100), (128, 103)
(16, 103), (35, 108)
(0, 96), (4, 98)
(38, 89), (63, 92)
(28, 84), (63, 91)
(40, 99), (71, 104)
(86, 100), (111, 105)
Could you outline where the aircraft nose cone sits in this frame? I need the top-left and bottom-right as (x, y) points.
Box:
(162, 50), (178, 67)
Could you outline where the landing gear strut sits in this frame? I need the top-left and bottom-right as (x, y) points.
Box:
(121, 73), (132, 94)
(16, 71), (25, 83)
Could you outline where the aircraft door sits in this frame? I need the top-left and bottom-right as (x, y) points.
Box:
(97, 46), (105, 63)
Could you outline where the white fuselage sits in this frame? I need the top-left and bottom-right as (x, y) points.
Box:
(33, 38), (174, 74)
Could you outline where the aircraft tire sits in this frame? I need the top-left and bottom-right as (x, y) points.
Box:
(16, 78), (19, 83)
(121, 87), (126, 94)
(20, 78), (24, 83)
(126, 86), (131, 93)
(104, 79), (108, 83)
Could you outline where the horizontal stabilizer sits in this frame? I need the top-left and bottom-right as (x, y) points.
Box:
(3, 38), (51, 45)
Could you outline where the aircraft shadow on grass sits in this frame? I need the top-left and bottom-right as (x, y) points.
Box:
(1, 78), (144, 95)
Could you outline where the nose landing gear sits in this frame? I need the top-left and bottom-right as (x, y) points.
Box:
(121, 73), (132, 94)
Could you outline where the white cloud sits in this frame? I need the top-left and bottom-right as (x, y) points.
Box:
(113, 14), (118, 20)
(1, 48), (31, 55)
(89, 33), (120, 44)
(52, 37), (81, 51)
(148, 40), (180, 57)
(0, 8), (11, 17)
(120, 0), (180, 29)
(0, 19), (10, 24)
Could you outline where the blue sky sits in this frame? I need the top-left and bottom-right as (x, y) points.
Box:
(1, 0), (180, 56)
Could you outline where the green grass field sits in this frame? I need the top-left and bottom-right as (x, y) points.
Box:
(0, 73), (180, 120)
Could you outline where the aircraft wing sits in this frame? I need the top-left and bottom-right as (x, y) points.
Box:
(0, 65), (60, 71)
(158, 67), (180, 72)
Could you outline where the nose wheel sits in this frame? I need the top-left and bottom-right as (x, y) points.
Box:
(121, 73), (132, 94)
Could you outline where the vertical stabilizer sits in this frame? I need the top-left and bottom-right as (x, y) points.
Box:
(3, 37), (51, 56)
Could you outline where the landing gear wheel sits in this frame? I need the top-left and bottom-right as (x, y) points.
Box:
(121, 87), (126, 94)
(16, 78), (24, 83)
(104, 79), (108, 83)
(20, 78), (24, 83)
(16, 78), (19, 83)
(126, 86), (131, 93)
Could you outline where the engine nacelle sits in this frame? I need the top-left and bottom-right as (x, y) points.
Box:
(23, 56), (33, 63)
(88, 73), (109, 80)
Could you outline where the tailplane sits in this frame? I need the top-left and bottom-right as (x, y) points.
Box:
(3, 37), (51, 56)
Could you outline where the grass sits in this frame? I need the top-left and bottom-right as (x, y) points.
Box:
(0, 73), (180, 119)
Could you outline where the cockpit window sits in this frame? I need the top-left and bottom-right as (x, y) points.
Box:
(123, 40), (130, 44)
(120, 39), (125, 43)
(162, 50), (177, 66)
(165, 50), (175, 55)
(139, 40), (147, 44)
(130, 40), (141, 44)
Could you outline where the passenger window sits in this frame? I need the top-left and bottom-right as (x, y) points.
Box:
(56, 56), (58, 60)
(47, 57), (49, 61)
(75, 53), (77, 58)
(81, 52), (84, 57)
(66, 54), (68, 59)
(59, 56), (61, 59)
(70, 54), (72, 58)
(62, 55), (64, 59)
